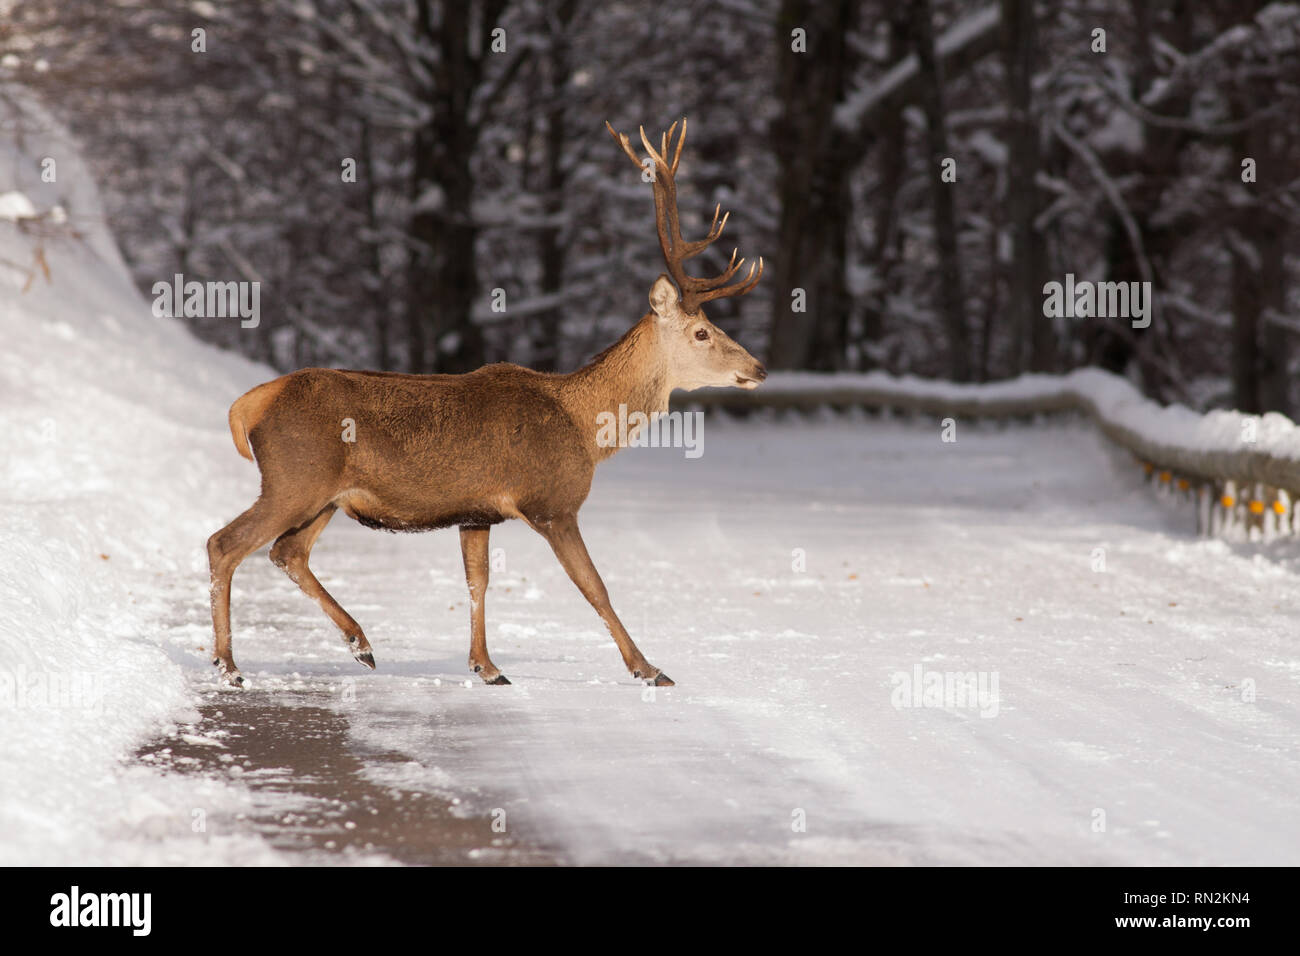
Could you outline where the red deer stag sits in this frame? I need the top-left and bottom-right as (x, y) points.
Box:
(207, 118), (765, 688)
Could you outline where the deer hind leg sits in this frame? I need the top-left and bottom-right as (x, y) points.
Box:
(269, 505), (375, 670)
(459, 525), (510, 685)
(207, 498), (303, 687)
(533, 515), (673, 686)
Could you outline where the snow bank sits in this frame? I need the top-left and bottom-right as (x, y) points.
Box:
(0, 88), (275, 863)
(688, 368), (1300, 492)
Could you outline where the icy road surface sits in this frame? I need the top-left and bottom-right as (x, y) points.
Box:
(154, 417), (1300, 865)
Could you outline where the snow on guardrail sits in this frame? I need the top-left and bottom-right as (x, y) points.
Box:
(677, 367), (1300, 537)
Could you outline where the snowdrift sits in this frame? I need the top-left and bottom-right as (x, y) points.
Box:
(0, 89), (274, 863)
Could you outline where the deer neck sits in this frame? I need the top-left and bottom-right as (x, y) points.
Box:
(562, 314), (671, 463)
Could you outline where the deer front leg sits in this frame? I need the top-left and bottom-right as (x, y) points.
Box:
(534, 515), (674, 686)
(459, 525), (510, 685)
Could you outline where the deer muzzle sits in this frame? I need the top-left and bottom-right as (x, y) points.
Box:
(736, 362), (767, 389)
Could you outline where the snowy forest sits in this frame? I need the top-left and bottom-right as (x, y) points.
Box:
(4, 0), (1299, 414)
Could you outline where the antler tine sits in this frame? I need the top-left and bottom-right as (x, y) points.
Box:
(660, 120), (678, 166)
(679, 206), (728, 258)
(704, 204), (723, 240)
(605, 121), (645, 173)
(689, 249), (748, 291)
(639, 125), (667, 169)
(670, 117), (686, 174)
(693, 257), (764, 306)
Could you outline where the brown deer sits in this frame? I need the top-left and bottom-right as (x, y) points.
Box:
(207, 119), (765, 688)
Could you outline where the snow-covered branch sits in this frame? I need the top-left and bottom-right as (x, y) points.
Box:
(834, 4), (1000, 133)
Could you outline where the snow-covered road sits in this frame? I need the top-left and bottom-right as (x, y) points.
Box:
(152, 416), (1300, 865)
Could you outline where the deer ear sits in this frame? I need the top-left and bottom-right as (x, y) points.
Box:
(649, 274), (680, 321)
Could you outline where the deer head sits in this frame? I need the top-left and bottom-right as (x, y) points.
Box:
(607, 118), (768, 391)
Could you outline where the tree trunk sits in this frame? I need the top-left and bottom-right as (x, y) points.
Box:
(910, 0), (971, 381)
(999, 0), (1051, 372)
(767, 0), (858, 371)
(1233, 82), (1290, 415)
(405, 0), (489, 374)
(1230, 232), (1262, 414)
(532, 0), (577, 372)
(858, 6), (910, 371)
(361, 120), (390, 370)
(1256, 224), (1289, 415)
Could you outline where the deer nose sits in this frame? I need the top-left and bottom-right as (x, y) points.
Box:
(753, 363), (768, 381)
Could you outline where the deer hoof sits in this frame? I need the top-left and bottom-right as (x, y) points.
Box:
(473, 664), (510, 685)
(346, 635), (375, 670)
(650, 672), (675, 687)
(214, 664), (246, 689)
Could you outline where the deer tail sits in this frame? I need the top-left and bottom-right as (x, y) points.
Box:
(227, 378), (286, 462)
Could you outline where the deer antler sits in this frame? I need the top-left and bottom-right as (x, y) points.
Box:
(606, 118), (763, 314)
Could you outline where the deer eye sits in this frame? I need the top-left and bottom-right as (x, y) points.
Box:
(694, 328), (709, 341)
